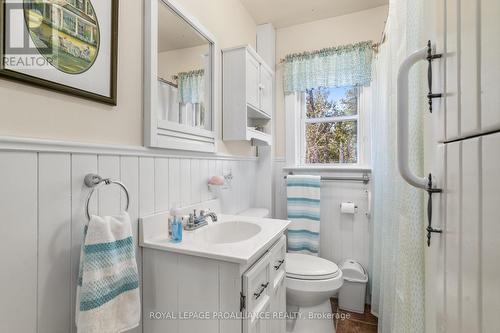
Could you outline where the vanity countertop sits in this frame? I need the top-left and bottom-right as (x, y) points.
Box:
(139, 214), (290, 265)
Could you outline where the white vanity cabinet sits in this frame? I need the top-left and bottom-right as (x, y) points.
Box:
(142, 234), (287, 333)
(242, 236), (286, 333)
(223, 45), (274, 145)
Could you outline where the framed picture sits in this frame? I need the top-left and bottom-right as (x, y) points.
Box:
(0, 0), (119, 105)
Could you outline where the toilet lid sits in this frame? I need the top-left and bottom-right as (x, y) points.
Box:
(286, 253), (340, 280)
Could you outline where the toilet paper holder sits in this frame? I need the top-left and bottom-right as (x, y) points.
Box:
(340, 201), (358, 214)
(339, 202), (358, 209)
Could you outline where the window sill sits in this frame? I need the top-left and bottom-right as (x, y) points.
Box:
(282, 165), (372, 173)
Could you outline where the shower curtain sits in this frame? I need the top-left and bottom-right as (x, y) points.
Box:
(157, 80), (180, 122)
(371, 0), (426, 332)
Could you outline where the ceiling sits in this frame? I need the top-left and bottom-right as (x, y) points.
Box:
(158, 2), (209, 52)
(240, 0), (389, 28)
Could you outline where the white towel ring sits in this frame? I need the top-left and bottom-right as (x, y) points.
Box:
(84, 173), (130, 221)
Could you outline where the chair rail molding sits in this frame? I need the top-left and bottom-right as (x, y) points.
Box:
(0, 136), (257, 161)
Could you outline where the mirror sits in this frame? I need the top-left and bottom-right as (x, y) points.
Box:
(156, 0), (212, 131)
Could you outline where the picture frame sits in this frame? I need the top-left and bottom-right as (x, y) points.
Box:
(0, 0), (119, 105)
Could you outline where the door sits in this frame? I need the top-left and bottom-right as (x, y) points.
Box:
(259, 65), (273, 117)
(440, 0), (500, 141)
(246, 52), (260, 110)
(426, 1), (500, 332)
(427, 134), (500, 333)
(242, 251), (271, 333)
(431, 134), (500, 333)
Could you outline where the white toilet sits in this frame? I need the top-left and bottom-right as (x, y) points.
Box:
(285, 253), (343, 333)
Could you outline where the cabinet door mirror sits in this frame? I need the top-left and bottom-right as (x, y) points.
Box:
(145, 0), (216, 152)
(157, 1), (212, 130)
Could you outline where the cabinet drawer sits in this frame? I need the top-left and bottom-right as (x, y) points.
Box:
(269, 235), (286, 291)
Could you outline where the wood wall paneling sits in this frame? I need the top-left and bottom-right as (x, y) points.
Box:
(0, 153), (38, 333)
(0, 148), (259, 333)
(70, 154), (98, 333)
(445, 142), (461, 333)
(481, 133), (500, 333)
(38, 153), (71, 333)
(120, 156), (142, 333)
(154, 158), (169, 213)
(480, 0), (500, 132)
(460, 139), (481, 332)
(273, 161), (371, 274)
(459, 0), (480, 136)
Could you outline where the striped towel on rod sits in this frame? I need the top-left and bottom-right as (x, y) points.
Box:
(286, 175), (321, 255)
(76, 212), (140, 333)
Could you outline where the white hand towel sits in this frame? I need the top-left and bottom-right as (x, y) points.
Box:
(76, 212), (140, 333)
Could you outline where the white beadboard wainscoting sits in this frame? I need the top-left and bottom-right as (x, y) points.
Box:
(0, 137), (258, 333)
(273, 159), (372, 276)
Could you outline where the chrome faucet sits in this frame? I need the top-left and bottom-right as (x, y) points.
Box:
(203, 211), (218, 222)
(184, 210), (218, 231)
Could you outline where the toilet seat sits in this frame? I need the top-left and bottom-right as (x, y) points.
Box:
(286, 253), (340, 280)
(286, 253), (344, 307)
(285, 254), (343, 307)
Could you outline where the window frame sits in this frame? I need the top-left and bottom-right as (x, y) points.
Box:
(285, 86), (371, 168)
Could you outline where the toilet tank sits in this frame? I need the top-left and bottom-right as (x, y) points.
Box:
(238, 208), (270, 218)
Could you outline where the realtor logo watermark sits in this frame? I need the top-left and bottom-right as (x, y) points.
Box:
(3, 1), (54, 70)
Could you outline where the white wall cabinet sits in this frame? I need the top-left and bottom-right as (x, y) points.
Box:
(260, 66), (274, 119)
(246, 54), (261, 110)
(223, 46), (274, 145)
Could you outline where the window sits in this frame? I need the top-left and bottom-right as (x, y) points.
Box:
(302, 86), (359, 164)
(75, 0), (85, 12)
(63, 12), (76, 32)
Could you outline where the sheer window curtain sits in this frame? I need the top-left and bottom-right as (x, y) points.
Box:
(176, 69), (206, 128)
(371, 0), (426, 332)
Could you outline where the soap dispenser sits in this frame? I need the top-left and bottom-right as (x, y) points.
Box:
(170, 208), (183, 243)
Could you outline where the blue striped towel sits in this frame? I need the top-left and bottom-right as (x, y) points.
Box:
(287, 175), (321, 255)
(76, 212), (140, 333)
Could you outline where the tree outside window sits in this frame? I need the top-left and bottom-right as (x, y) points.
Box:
(304, 86), (359, 164)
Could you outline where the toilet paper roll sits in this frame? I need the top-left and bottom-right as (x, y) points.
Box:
(340, 202), (356, 214)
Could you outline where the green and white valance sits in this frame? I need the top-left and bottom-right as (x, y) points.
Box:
(177, 69), (205, 104)
(282, 41), (373, 93)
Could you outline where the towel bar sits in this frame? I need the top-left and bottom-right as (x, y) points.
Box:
(284, 173), (370, 184)
(84, 173), (130, 221)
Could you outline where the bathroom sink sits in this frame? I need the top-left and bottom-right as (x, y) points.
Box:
(140, 211), (290, 263)
(194, 221), (261, 244)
